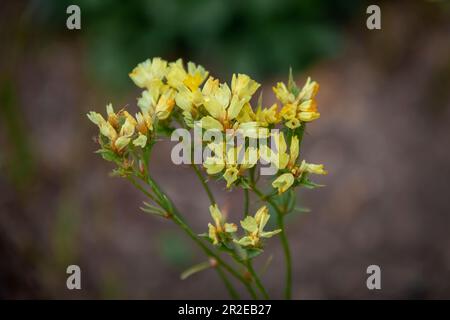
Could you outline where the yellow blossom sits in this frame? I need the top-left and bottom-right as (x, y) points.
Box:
(155, 89), (176, 120)
(280, 103), (297, 120)
(135, 112), (153, 134)
(203, 143), (258, 188)
(133, 134), (147, 148)
(273, 82), (295, 104)
(166, 59), (208, 90)
(298, 160), (327, 175)
(137, 89), (160, 115)
(231, 73), (260, 101)
(199, 75), (262, 135)
(255, 103), (280, 127)
(298, 77), (319, 101)
(235, 206), (281, 248)
(272, 173), (295, 194)
(207, 204), (237, 245)
(273, 76), (321, 128)
(129, 57), (167, 89)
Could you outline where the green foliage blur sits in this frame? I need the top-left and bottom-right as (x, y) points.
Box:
(38, 0), (365, 90)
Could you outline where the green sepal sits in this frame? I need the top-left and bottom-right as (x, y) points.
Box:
(95, 148), (120, 163)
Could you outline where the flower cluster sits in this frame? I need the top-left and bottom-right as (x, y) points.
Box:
(260, 132), (327, 194)
(87, 57), (329, 299)
(206, 204), (280, 250)
(87, 103), (152, 154)
(274, 77), (320, 129)
(87, 57), (326, 195)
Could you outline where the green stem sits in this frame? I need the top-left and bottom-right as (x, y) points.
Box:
(132, 172), (258, 299)
(171, 214), (258, 299)
(191, 163), (216, 205)
(277, 214), (292, 299)
(216, 266), (241, 300)
(190, 164), (242, 299)
(251, 185), (292, 299)
(247, 261), (269, 300)
(243, 188), (249, 217)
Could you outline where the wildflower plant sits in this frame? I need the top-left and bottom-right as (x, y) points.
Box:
(87, 57), (327, 299)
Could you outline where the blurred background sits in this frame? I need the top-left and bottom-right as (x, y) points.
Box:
(1, 0), (450, 299)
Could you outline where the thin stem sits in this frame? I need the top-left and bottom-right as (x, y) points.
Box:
(243, 188), (249, 217)
(171, 213), (258, 299)
(251, 185), (281, 213)
(251, 184), (292, 299)
(241, 187), (268, 298)
(131, 172), (258, 299)
(216, 266), (240, 300)
(190, 164), (243, 299)
(247, 261), (269, 300)
(191, 163), (216, 205)
(277, 214), (292, 299)
(127, 176), (162, 207)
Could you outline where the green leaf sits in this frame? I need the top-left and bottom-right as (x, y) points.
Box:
(257, 90), (263, 109)
(235, 236), (253, 247)
(288, 67), (300, 96)
(300, 177), (325, 189)
(180, 261), (212, 280)
(95, 148), (119, 162)
(246, 248), (263, 259)
(140, 201), (167, 217)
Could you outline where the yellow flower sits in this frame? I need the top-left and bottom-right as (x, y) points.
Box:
(273, 82), (295, 104)
(207, 204), (237, 245)
(235, 206), (281, 248)
(88, 105), (143, 154)
(279, 103), (297, 120)
(297, 99), (320, 122)
(175, 84), (203, 115)
(166, 59), (208, 90)
(223, 166), (239, 188)
(298, 111), (320, 122)
(272, 173), (295, 194)
(299, 160), (327, 175)
(274, 76), (321, 128)
(87, 108), (117, 142)
(199, 75), (261, 134)
(129, 57), (167, 89)
(298, 77), (319, 101)
(236, 103), (256, 123)
(106, 103), (119, 129)
(269, 132), (290, 170)
(203, 143), (258, 188)
(285, 118), (301, 129)
(155, 88), (176, 120)
(133, 134), (147, 148)
(231, 73), (260, 101)
(255, 103), (280, 127)
(87, 111), (106, 127)
(137, 89), (160, 115)
(135, 112), (153, 134)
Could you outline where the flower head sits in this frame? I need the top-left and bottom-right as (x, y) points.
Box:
(203, 143), (258, 188)
(235, 206), (281, 248)
(87, 104), (151, 154)
(274, 77), (320, 129)
(207, 204), (237, 245)
(129, 57), (167, 89)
